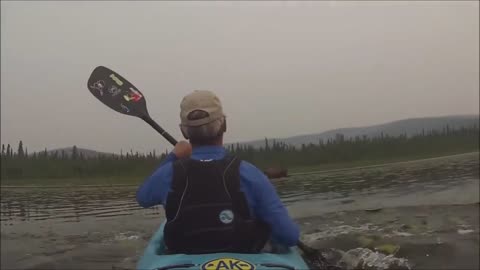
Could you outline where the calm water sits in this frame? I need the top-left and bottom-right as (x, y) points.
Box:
(1, 152), (479, 270)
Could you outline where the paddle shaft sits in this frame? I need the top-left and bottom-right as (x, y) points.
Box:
(141, 115), (178, 146)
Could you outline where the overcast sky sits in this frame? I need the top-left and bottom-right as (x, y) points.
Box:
(1, 1), (478, 154)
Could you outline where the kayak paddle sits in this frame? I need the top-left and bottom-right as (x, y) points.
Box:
(86, 65), (337, 269)
(87, 66), (178, 146)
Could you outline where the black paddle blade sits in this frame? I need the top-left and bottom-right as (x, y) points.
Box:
(87, 66), (149, 118)
(298, 242), (342, 270)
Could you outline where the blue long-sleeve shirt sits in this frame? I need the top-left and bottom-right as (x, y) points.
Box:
(136, 145), (299, 247)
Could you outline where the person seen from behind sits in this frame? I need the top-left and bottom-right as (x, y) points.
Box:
(136, 90), (299, 254)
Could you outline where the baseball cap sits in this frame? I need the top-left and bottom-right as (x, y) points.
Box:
(180, 90), (225, 127)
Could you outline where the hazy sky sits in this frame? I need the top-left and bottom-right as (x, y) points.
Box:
(1, 1), (479, 154)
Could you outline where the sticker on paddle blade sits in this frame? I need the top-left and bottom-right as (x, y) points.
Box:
(201, 258), (255, 270)
(109, 73), (124, 86)
(90, 80), (106, 96)
(123, 87), (143, 102)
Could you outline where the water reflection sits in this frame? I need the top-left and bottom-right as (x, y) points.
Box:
(0, 187), (163, 224)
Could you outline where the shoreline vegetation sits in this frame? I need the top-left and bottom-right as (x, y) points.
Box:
(1, 151), (478, 188)
(1, 125), (478, 187)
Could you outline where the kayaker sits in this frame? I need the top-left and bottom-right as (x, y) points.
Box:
(136, 90), (299, 254)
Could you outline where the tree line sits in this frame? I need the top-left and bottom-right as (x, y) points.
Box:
(1, 144), (169, 180)
(1, 124), (478, 180)
(227, 124), (479, 169)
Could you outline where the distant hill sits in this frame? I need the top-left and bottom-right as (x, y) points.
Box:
(231, 115), (479, 148)
(30, 115), (478, 155)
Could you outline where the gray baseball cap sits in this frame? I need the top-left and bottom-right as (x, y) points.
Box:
(180, 90), (225, 127)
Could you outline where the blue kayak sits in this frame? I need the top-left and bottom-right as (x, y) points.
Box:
(137, 222), (310, 270)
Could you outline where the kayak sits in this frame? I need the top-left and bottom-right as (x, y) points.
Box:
(137, 222), (310, 270)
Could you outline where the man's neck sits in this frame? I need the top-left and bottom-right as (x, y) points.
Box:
(192, 137), (223, 148)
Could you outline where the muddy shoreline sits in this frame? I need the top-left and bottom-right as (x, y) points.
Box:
(299, 203), (479, 270)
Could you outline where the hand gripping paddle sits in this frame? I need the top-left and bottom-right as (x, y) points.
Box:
(87, 66), (178, 146)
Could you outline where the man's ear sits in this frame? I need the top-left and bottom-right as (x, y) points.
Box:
(180, 125), (189, 139)
(218, 119), (226, 135)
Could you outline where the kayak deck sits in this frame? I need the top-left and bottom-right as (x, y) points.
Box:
(137, 222), (309, 270)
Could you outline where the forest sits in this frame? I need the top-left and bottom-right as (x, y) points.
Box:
(1, 124), (478, 182)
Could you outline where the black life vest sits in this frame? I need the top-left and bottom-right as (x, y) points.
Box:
(164, 155), (270, 254)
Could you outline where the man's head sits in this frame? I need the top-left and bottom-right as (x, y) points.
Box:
(179, 90), (226, 146)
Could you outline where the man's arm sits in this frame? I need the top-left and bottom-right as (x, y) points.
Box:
(136, 141), (192, 208)
(240, 162), (300, 246)
(136, 152), (177, 208)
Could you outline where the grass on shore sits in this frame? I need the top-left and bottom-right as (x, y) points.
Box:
(0, 176), (142, 187)
(2, 150), (478, 187)
(287, 150), (479, 174)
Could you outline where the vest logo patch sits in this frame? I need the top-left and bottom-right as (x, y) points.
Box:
(219, 209), (234, 224)
(201, 258), (255, 270)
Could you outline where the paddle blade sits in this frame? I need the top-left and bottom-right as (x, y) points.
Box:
(87, 66), (149, 118)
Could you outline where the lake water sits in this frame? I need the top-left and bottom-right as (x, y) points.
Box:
(1, 152), (479, 270)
